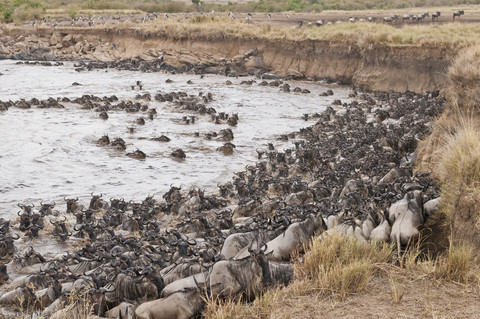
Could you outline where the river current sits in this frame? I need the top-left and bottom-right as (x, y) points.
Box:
(0, 60), (352, 219)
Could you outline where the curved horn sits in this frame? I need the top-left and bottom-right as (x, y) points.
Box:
(102, 284), (116, 293)
(12, 233), (20, 240)
(260, 242), (268, 253)
(187, 239), (196, 246)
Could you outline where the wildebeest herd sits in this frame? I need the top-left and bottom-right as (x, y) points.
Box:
(18, 9), (468, 30)
(0, 80), (443, 318)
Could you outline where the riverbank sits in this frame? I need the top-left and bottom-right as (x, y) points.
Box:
(3, 18), (480, 92)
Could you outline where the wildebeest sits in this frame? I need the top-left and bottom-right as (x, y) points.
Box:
(161, 261), (204, 286)
(221, 228), (284, 260)
(65, 197), (81, 214)
(161, 272), (208, 298)
(453, 10), (464, 20)
(39, 201), (56, 216)
(261, 214), (327, 261)
(111, 273), (159, 304)
(89, 192), (106, 210)
(432, 11), (441, 21)
(369, 211), (391, 242)
(135, 287), (205, 319)
(105, 301), (135, 319)
(51, 216), (72, 242)
(0, 233), (19, 258)
(389, 191), (424, 257)
(0, 285), (36, 307)
(209, 249), (269, 300)
(9, 246), (46, 272)
(383, 15), (398, 23)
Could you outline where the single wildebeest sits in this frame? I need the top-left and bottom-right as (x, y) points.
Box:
(161, 272), (208, 298)
(65, 197), (81, 214)
(161, 261), (204, 286)
(111, 273), (159, 304)
(260, 214), (327, 261)
(389, 190), (424, 258)
(221, 228), (284, 260)
(0, 233), (19, 258)
(51, 216), (72, 242)
(135, 287), (205, 319)
(369, 211), (391, 243)
(89, 192), (105, 210)
(209, 248), (271, 300)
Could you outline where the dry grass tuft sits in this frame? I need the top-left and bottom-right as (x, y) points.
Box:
(204, 289), (278, 319)
(446, 45), (480, 114)
(435, 242), (476, 283)
(439, 121), (480, 188)
(389, 275), (404, 303)
(448, 45), (480, 90)
(295, 232), (392, 298)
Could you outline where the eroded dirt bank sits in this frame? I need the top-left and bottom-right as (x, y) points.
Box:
(0, 25), (453, 93)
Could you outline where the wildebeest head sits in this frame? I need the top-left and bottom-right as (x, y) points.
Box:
(18, 211), (32, 231)
(249, 246), (272, 286)
(26, 223), (43, 238)
(110, 197), (126, 210)
(64, 197), (80, 214)
(89, 192), (104, 210)
(163, 185), (182, 203)
(0, 233), (19, 257)
(39, 201), (56, 216)
(140, 266), (165, 297)
(18, 203), (34, 215)
(51, 217), (71, 243)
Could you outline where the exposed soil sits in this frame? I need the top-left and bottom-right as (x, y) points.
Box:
(270, 272), (480, 319)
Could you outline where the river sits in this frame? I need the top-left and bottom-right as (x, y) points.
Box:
(0, 60), (352, 219)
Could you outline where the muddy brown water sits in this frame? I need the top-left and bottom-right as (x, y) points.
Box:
(0, 60), (353, 222)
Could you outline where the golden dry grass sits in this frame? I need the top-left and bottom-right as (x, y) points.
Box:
(26, 15), (480, 48)
(435, 242), (476, 282)
(439, 121), (480, 188)
(294, 232), (392, 297)
(133, 18), (480, 48)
